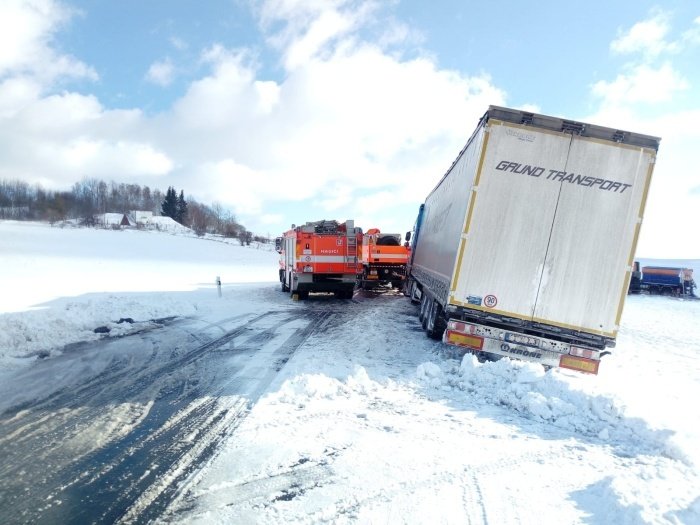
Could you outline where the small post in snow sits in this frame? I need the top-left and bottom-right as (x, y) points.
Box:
(216, 276), (222, 297)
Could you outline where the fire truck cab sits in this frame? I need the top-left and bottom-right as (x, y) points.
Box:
(275, 220), (362, 299)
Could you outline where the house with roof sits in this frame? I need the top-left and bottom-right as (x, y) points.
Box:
(97, 213), (133, 227)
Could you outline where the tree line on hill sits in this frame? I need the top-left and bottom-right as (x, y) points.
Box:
(0, 178), (264, 244)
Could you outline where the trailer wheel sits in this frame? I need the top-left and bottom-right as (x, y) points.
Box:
(420, 295), (432, 329)
(409, 280), (421, 304)
(426, 301), (446, 340)
(419, 293), (428, 324)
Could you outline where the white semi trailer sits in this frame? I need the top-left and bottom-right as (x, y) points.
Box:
(405, 106), (660, 374)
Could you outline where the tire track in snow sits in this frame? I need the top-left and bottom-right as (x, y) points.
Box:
(0, 309), (333, 524)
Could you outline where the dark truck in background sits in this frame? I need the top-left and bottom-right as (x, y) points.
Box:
(629, 262), (697, 297)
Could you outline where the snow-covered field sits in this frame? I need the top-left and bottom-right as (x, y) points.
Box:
(1, 220), (699, 524)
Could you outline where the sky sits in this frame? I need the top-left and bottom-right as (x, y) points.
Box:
(0, 0), (699, 257)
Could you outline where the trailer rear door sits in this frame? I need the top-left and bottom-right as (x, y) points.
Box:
(532, 136), (654, 336)
(450, 119), (654, 337)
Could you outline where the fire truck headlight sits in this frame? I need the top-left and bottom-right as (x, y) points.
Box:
(303, 265), (313, 273)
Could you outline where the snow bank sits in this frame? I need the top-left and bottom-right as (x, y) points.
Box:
(0, 293), (199, 362)
(416, 355), (687, 463)
(0, 220), (277, 368)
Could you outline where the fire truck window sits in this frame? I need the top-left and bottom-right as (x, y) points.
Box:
(377, 236), (400, 246)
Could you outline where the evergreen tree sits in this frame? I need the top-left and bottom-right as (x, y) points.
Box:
(161, 186), (178, 219)
(176, 190), (188, 224)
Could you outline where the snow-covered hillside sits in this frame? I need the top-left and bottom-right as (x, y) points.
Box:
(1, 220), (699, 524)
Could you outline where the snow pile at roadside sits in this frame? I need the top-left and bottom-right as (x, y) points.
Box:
(0, 220), (278, 368)
(275, 367), (381, 405)
(0, 294), (200, 363)
(417, 355), (686, 462)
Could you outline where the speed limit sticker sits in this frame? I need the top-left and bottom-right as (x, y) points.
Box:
(484, 295), (498, 308)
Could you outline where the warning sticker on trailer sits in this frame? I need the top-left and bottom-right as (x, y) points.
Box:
(484, 295), (498, 308)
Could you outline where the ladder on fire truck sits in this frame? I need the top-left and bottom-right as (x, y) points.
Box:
(345, 231), (357, 270)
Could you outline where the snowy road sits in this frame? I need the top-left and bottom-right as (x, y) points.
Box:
(1, 223), (699, 524)
(0, 302), (338, 523)
(2, 286), (700, 524)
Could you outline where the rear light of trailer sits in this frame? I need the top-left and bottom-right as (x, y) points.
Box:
(568, 345), (600, 360)
(559, 355), (600, 375)
(445, 321), (484, 350)
(447, 320), (477, 334)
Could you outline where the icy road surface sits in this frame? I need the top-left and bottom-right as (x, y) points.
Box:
(0, 289), (341, 523)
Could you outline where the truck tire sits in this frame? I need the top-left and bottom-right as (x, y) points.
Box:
(426, 301), (446, 340)
(408, 280), (421, 304)
(420, 295), (432, 329)
(419, 294), (429, 324)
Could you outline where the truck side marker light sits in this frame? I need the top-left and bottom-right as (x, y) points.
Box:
(446, 330), (484, 350)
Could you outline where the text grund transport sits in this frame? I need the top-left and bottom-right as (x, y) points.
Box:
(495, 160), (632, 194)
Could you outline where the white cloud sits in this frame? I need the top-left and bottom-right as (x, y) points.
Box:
(0, 89), (171, 186)
(61, 139), (172, 175)
(0, 76), (42, 117)
(0, 0), (97, 85)
(259, 0), (382, 71)
(586, 10), (700, 257)
(170, 36), (187, 50)
(592, 63), (688, 106)
(611, 11), (679, 58)
(146, 58), (175, 86)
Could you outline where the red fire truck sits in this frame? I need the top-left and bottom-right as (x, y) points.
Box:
(275, 220), (362, 299)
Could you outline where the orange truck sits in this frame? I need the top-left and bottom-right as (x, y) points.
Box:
(359, 228), (410, 289)
(275, 220), (362, 299)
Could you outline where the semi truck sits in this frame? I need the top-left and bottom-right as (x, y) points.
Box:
(359, 228), (410, 289)
(275, 220), (362, 299)
(629, 262), (696, 297)
(405, 105), (660, 374)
